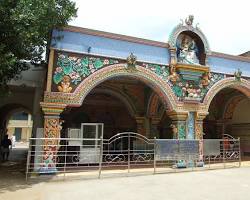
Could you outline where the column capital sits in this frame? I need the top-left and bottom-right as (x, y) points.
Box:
(195, 112), (208, 121)
(135, 116), (146, 124)
(167, 111), (188, 121)
(149, 116), (160, 124)
(40, 102), (66, 116)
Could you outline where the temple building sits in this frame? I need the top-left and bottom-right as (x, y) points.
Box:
(1, 16), (250, 168)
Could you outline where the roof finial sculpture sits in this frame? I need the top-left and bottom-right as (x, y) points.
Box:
(185, 15), (194, 26)
(126, 53), (137, 72)
(234, 68), (242, 81)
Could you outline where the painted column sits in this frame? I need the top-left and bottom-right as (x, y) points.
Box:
(195, 112), (208, 164)
(195, 112), (208, 139)
(150, 116), (160, 139)
(135, 116), (146, 136)
(39, 102), (66, 173)
(32, 86), (45, 138)
(187, 112), (195, 139)
(167, 111), (188, 139)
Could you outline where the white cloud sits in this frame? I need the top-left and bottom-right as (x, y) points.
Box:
(70, 0), (250, 55)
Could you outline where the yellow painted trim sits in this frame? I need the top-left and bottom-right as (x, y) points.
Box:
(176, 63), (209, 73)
(46, 49), (55, 92)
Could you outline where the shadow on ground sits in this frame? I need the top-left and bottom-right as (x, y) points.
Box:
(0, 148), (53, 194)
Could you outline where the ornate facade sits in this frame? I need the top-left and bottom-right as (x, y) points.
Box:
(40, 16), (250, 169)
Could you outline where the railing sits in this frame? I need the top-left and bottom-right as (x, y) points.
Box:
(26, 133), (241, 181)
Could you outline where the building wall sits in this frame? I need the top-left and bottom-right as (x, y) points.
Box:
(7, 114), (33, 142)
(231, 99), (250, 154)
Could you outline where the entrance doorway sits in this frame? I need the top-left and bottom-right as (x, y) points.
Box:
(61, 76), (173, 140)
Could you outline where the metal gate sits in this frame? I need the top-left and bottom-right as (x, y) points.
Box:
(26, 132), (241, 181)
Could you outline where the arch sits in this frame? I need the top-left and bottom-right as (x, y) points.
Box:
(147, 93), (160, 117)
(203, 77), (250, 112)
(0, 104), (32, 124)
(223, 95), (245, 120)
(90, 87), (137, 117)
(168, 23), (210, 53)
(68, 64), (178, 111)
(0, 103), (32, 139)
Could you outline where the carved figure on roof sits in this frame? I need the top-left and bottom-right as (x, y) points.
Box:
(127, 53), (137, 72)
(234, 69), (242, 81)
(185, 15), (194, 26)
(177, 35), (199, 65)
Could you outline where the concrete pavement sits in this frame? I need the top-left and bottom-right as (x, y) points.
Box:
(0, 167), (250, 200)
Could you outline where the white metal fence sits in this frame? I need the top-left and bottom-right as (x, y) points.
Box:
(26, 132), (241, 181)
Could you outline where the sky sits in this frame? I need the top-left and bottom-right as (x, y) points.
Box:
(70, 0), (250, 55)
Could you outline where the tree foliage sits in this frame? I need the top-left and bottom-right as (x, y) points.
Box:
(0, 0), (77, 93)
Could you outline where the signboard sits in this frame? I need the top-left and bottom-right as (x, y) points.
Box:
(155, 140), (179, 160)
(179, 140), (199, 155)
(155, 140), (199, 161)
(203, 140), (221, 156)
(79, 148), (100, 163)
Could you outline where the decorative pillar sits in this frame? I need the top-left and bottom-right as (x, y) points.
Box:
(187, 112), (195, 139)
(195, 112), (208, 164)
(46, 49), (55, 92)
(32, 86), (44, 138)
(150, 116), (161, 139)
(135, 116), (146, 136)
(167, 111), (188, 139)
(39, 102), (66, 173)
(195, 112), (208, 139)
(215, 120), (225, 138)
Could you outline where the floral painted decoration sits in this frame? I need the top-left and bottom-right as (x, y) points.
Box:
(53, 53), (119, 91)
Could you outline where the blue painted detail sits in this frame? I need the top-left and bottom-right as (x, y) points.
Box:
(208, 56), (250, 77)
(50, 30), (250, 78)
(52, 30), (170, 64)
(176, 160), (187, 168)
(178, 70), (204, 82)
(38, 166), (57, 174)
(187, 112), (195, 139)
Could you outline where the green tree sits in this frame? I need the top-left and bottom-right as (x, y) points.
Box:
(0, 0), (77, 93)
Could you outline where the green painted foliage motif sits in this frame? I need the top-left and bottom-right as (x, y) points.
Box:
(53, 53), (119, 86)
(142, 63), (169, 80)
(170, 73), (225, 101)
(178, 122), (186, 139)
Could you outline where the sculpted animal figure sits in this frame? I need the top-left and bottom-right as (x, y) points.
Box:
(185, 15), (194, 26)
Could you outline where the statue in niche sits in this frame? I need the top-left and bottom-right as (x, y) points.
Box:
(177, 35), (200, 65)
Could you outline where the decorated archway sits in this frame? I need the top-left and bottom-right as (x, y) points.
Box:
(44, 63), (179, 111)
(203, 77), (250, 112)
(201, 77), (250, 158)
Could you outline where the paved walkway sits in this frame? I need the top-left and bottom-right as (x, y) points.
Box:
(0, 166), (250, 200)
(0, 145), (28, 193)
(1, 147), (250, 200)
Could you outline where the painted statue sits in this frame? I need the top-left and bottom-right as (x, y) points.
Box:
(234, 68), (242, 81)
(58, 75), (73, 93)
(185, 15), (194, 26)
(169, 65), (179, 84)
(170, 124), (178, 139)
(177, 36), (199, 65)
(201, 72), (211, 87)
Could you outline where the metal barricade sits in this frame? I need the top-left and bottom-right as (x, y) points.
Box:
(26, 135), (241, 181)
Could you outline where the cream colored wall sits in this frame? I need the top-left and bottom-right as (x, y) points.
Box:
(7, 114), (33, 142)
(232, 99), (250, 123)
(231, 99), (250, 153)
